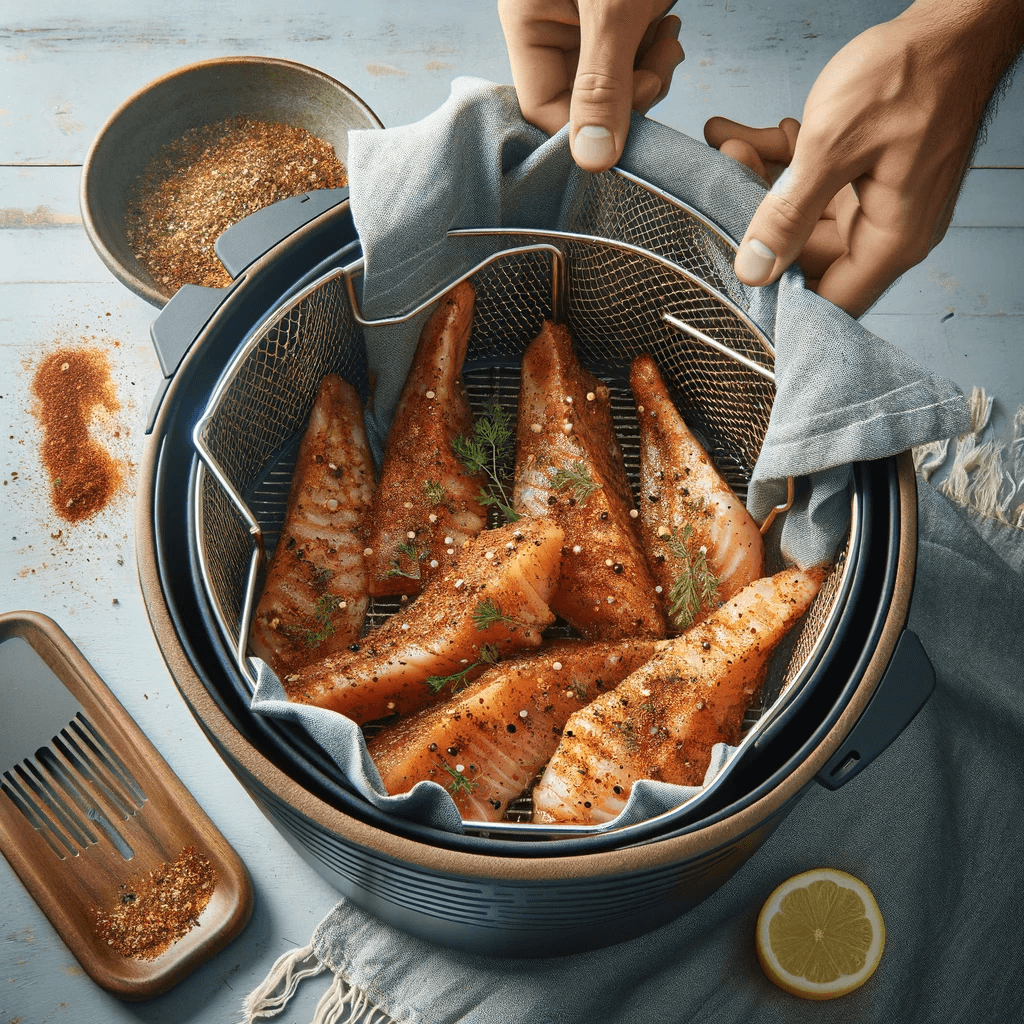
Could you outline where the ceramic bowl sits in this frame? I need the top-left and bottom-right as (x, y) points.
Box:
(80, 56), (382, 307)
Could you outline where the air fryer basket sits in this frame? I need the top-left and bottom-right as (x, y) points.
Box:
(187, 206), (861, 842)
(137, 170), (934, 954)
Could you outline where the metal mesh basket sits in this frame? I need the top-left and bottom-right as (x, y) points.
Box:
(190, 172), (858, 837)
(564, 168), (756, 318)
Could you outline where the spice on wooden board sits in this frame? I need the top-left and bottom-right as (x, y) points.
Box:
(91, 846), (217, 961)
(31, 348), (122, 523)
(125, 116), (349, 295)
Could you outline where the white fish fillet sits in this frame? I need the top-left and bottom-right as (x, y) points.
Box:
(532, 566), (825, 824)
(513, 321), (666, 640)
(248, 374), (375, 677)
(286, 519), (564, 724)
(364, 280), (487, 596)
(367, 638), (658, 821)
(631, 353), (764, 631)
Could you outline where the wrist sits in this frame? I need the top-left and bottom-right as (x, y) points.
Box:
(897, 0), (1024, 92)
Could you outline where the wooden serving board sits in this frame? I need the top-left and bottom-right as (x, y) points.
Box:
(0, 610), (253, 1001)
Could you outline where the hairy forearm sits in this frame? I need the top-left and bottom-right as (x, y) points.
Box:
(897, 0), (1024, 109)
(720, 0), (1024, 315)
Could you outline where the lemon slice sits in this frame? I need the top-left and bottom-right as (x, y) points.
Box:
(755, 868), (885, 1000)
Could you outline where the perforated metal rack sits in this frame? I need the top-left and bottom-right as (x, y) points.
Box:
(188, 171), (859, 839)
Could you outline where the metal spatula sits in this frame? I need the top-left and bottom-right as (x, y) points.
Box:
(0, 610), (252, 1000)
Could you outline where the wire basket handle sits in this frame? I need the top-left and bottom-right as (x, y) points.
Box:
(662, 312), (794, 535)
(340, 240), (567, 328)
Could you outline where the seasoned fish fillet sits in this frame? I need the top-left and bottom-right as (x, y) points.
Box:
(367, 638), (658, 822)
(631, 354), (765, 631)
(513, 321), (666, 640)
(532, 566), (825, 824)
(248, 374), (375, 677)
(286, 519), (564, 724)
(364, 280), (488, 597)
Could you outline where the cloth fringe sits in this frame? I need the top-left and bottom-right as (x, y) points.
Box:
(312, 973), (393, 1024)
(241, 943), (393, 1024)
(240, 943), (327, 1022)
(914, 387), (1024, 531)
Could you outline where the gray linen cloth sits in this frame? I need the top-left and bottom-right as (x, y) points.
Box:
(250, 77), (970, 836)
(249, 663), (734, 831)
(347, 77), (968, 570)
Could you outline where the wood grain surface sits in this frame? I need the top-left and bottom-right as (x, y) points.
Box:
(0, 612), (252, 1001)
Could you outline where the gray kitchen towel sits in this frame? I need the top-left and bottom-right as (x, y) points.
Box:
(250, 658), (735, 832)
(250, 664), (464, 832)
(250, 657), (735, 833)
(345, 76), (969, 570)
(250, 76), (970, 834)
(244, 481), (1024, 1024)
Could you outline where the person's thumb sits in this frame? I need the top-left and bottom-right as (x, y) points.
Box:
(568, 5), (652, 172)
(733, 159), (838, 288)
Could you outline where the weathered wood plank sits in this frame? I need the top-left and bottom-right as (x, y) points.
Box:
(3, 1), (1021, 166)
(4, 161), (1022, 236)
(864, 312), (1024, 442)
(0, 229), (113, 285)
(869, 227), (1024, 319)
(2, 165), (1022, 294)
(952, 169), (1024, 228)
(0, 1), (512, 164)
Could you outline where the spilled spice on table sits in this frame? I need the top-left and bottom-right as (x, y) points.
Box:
(125, 117), (348, 296)
(92, 846), (217, 961)
(31, 347), (122, 522)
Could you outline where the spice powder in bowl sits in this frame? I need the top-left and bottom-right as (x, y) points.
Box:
(124, 117), (349, 297)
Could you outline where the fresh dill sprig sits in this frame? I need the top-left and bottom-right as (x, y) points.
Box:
(439, 761), (477, 796)
(424, 479), (447, 507)
(569, 678), (590, 702)
(386, 538), (426, 579)
(290, 593), (342, 648)
(425, 664), (478, 694)
(549, 461), (601, 504)
(471, 597), (521, 632)
(452, 402), (519, 522)
(424, 644), (500, 694)
(665, 524), (720, 631)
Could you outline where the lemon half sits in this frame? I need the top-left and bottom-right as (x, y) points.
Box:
(755, 868), (885, 1000)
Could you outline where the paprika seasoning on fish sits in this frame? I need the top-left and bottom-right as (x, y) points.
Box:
(31, 347), (122, 523)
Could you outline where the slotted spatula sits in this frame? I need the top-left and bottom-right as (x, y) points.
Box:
(0, 610), (252, 1000)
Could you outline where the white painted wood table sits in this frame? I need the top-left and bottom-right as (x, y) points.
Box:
(2, 3), (1021, 1022)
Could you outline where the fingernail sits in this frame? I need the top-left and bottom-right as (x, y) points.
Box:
(734, 239), (777, 284)
(573, 125), (615, 170)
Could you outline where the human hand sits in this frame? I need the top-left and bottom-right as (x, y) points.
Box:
(706, 0), (1024, 318)
(704, 116), (848, 295)
(498, 0), (684, 172)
